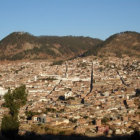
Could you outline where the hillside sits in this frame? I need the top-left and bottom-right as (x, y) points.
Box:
(0, 31), (139, 60)
(0, 32), (102, 60)
(83, 31), (140, 58)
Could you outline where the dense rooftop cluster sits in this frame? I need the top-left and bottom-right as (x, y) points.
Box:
(0, 55), (139, 137)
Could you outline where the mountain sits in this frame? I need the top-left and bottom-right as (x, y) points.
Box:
(0, 31), (139, 61)
(0, 32), (102, 60)
(83, 31), (140, 58)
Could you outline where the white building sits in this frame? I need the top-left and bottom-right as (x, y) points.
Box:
(0, 87), (8, 96)
(64, 91), (73, 99)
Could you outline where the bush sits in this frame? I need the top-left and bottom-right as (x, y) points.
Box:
(41, 77), (57, 81)
(51, 60), (63, 65)
(101, 117), (109, 124)
(46, 108), (56, 113)
(115, 51), (122, 58)
(69, 118), (77, 123)
(83, 116), (88, 119)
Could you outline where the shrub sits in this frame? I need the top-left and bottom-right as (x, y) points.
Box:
(51, 60), (63, 65)
(101, 117), (109, 124)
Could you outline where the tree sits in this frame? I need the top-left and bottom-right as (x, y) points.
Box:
(3, 85), (27, 116)
(1, 85), (27, 138)
(1, 115), (19, 138)
(12, 85), (27, 107)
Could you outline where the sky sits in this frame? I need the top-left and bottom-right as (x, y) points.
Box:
(0, 0), (140, 40)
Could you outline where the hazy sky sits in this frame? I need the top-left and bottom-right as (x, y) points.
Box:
(0, 0), (140, 40)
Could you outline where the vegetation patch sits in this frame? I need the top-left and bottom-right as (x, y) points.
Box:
(1, 85), (27, 138)
(51, 60), (64, 65)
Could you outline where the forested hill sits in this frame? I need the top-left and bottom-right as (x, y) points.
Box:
(83, 31), (140, 58)
(0, 32), (102, 60)
(0, 31), (139, 61)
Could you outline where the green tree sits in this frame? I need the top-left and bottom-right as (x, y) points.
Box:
(3, 85), (27, 116)
(12, 85), (27, 107)
(1, 85), (27, 138)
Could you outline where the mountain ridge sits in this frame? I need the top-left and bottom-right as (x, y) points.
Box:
(0, 32), (102, 60)
(82, 31), (140, 58)
(0, 31), (140, 61)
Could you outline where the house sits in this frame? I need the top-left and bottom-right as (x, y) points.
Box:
(50, 118), (69, 126)
(32, 115), (38, 122)
(75, 126), (86, 134)
(32, 114), (47, 124)
(98, 125), (109, 134)
(64, 91), (73, 99)
(96, 119), (101, 126)
(123, 116), (128, 122)
(0, 87), (8, 96)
